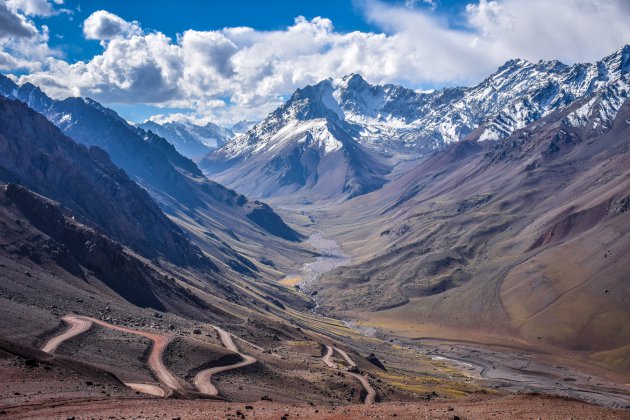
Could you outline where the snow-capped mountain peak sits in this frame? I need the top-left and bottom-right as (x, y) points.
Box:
(199, 75), (390, 199)
(138, 119), (234, 159)
(231, 120), (258, 134)
(197, 45), (629, 201)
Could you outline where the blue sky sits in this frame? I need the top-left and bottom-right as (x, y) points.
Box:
(2, 0), (629, 124)
(39, 0), (470, 64)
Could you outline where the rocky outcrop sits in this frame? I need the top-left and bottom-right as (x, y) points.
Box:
(2, 183), (207, 310)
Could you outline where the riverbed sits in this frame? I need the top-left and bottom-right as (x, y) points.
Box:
(300, 232), (350, 287)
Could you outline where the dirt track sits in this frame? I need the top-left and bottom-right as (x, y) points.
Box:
(87, 317), (180, 394)
(42, 315), (260, 398)
(193, 326), (257, 396)
(322, 344), (336, 368)
(323, 345), (376, 404)
(41, 316), (92, 354)
(42, 315), (178, 397)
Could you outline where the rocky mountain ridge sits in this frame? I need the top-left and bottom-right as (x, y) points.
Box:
(0, 97), (207, 267)
(200, 45), (629, 201)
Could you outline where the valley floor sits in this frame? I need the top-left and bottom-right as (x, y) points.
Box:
(1, 182), (629, 418)
(268, 203), (630, 411)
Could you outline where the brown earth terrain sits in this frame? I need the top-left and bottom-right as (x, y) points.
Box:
(290, 100), (630, 382)
(0, 73), (629, 419)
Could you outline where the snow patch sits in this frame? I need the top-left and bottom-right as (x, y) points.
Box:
(58, 114), (72, 124)
(478, 128), (500, 142)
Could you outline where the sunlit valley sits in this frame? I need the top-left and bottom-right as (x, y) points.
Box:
(0, 1), (629, 418)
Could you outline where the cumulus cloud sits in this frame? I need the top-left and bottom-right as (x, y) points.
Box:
(0, 1), (38, 38)
(83, 10), (142, 40)
(27, 31), (181, 102)
(6, 0), (63, 17)
(0, 50), (30, 70)
(455, 0), (630, 64)
(9, 1), (630, 124)
(361, 0), (630, 83)
(466, 0), (513, 36)
(0, 0), (64, 70)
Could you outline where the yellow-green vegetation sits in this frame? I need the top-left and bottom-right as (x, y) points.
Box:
(284, 308), (381, 345)
(284, 340), (323, 357)
(374, 371), (488, 399)
(279, 275), (303, 286)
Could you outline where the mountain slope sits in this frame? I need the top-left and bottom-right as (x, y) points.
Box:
(308, 96), (630, 371)
(0, 97), (207, 267)
(200, 81), (391, 200)
(0, 183), (210, 311)
(0, 77), (304, 277)
(231, 120), (257, 134)
(0, 95), (313, 323)
(139, 120), (233, 159)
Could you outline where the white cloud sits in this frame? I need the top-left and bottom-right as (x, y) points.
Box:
(146, 111), (225, 126)
(83, 10), (142, 40)
(0, 0), (63, 70)
(6, 0), (69, 17)
(7, 0), (54, 17)
(466, 0), (513, 36)
(5, 1), (630, 124)
(0, 4), (56, 71)
(0, 50), (29, 70)
(28, 31), (181, 102)
(147, 112), (193, 124)
(405, 0), (437, 10)
(455, 0), (630, 64)
(0, 1), (38, 38)
(360, 0), (630, 82)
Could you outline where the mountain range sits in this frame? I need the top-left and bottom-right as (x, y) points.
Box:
(198, 45), (630, 373)
(200, 45), (629, 201)
(139, 119), (234, 159)
(0, 44), (629, 414)
(308, 95), (630, 362)
(0, 74), (308, 307)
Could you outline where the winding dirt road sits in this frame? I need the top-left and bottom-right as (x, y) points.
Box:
(42, 314), (371, 403)
(348, 371), (376, 404)
(322, 345), (376, 404)
(43, 315), (259, 399)
(41, 316), (93, 354)
(334, 347), (357, 367)
(88, 317), (181, 395)
(42, 315), (178, 397)
(193, 326), (257, 396)
(322, 345), (336, 368)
